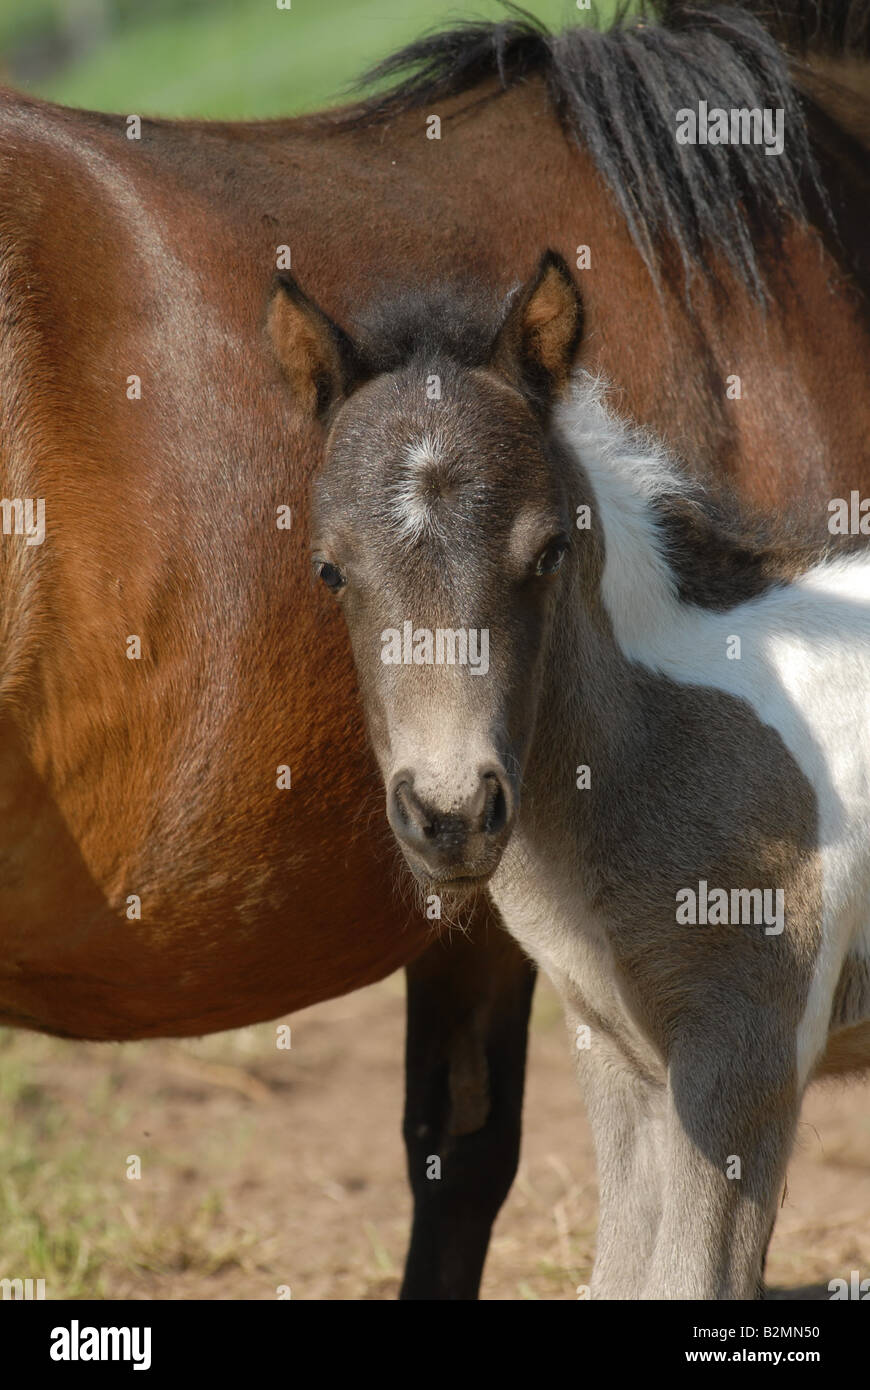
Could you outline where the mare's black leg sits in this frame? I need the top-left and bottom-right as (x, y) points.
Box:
(399, 902), (535, 1300)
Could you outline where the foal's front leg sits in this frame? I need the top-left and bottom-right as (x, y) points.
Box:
(642, 1033), (800, 1299)
(567, 1012), (667, 1298)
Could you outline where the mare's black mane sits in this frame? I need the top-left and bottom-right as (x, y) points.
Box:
(337, 0), (870, 298)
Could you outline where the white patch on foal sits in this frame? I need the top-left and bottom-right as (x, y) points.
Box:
(556, 376), (870, 1085)
(388, 432), (448, 543)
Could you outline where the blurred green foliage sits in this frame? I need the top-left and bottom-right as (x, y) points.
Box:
(0, 0), (617, 119)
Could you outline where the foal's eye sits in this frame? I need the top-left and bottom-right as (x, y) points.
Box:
(534, 536), (569, 577)
(314, 560), (347, 593)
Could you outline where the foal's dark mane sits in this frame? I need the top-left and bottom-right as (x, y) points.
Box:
(337, 0), (870, 299)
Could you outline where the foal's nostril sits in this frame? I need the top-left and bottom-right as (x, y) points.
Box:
(481, 772), (509, 836)
(389, 768), (513, 864)
(392, 779), (431, 839)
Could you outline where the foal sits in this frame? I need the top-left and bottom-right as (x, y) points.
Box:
(268, 253), (870, 1299)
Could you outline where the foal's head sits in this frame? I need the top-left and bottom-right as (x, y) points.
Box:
(268, 252), (583, 893)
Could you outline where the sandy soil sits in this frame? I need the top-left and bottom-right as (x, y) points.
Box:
(1, 971), (867, 1300)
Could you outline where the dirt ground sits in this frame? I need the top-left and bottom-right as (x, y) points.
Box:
(0, 969), (867, 1300)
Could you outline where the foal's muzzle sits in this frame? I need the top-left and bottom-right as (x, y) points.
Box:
(386, 766), (515, 887)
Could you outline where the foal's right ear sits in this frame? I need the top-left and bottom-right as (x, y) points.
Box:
(490, 251), (584, 414)
(267, 273), (363, 420)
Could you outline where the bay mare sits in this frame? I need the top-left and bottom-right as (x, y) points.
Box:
(1, 0), (869, 1296)
(269, 249), (870, 1297)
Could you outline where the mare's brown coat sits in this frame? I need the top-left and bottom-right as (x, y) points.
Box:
(0, 71), (868, 1038)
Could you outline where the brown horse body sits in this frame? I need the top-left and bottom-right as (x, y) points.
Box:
(0, 0), (868, 1297)
(2, 79), (868, 1040)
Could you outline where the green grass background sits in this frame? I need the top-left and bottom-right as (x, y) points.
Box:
(1, 0), (616, 119)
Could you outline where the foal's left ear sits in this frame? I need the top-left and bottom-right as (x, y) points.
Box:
(491, 251), (584, 412)
(267, 272), (364, 420)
